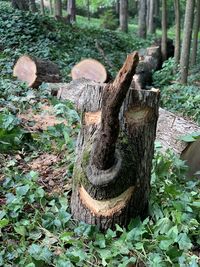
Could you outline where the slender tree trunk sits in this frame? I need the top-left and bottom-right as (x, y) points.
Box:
(29, 0), (37, 12)
(174, 0), (181, 65)
(180, 0), (195, 84)
(148, 0), (155, 34)
(40, 0), (45, 15)
(146, 0), (150, 32)
(161, 0), (167, 61)
(49, 0), (53, 15)
(12, 0), (29, 10)
(87, 0), (90, 21)
(191, 0), (200, 65)
(67, 0), (76, 23)
(154, 0), (160, 29)
(138, 0), (147, 38)
(116, 0), (120, 15)
(54, 0), (62, 17)
(120, 0), (128, 32)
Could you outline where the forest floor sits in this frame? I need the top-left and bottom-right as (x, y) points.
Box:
(0, 2), (199, 267)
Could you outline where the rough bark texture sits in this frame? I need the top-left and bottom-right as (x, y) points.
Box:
(13, 55), (61, 88)
(12, 0), (29, 10)
(161, 0), (167, 61)
(180, 0), (195, 84)
(54, 0), (62, 17)
(138, 0), (147, 38)
(120, 0), (128, 32)
(191, 0), (200, 65)
(174, 0), (181, 64)
(70, 53), (160, 230)
(67, 0), (76, 23)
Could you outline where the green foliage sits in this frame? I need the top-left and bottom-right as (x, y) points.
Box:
(153, 58), (178, 88)
(160, 84), (200, 125)
(0, 148), (199, 266)
(100, 9), (118, 30)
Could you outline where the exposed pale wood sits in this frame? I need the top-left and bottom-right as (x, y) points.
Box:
(13, 55), (61, 88)
(71, 59), (107, 83)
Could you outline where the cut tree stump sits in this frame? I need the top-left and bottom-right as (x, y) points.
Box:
(71, 59), (108, 83)
(70, 52), (160, 230)
(13, 55), (61, 88)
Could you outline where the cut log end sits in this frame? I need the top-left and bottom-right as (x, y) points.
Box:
(13, 55), (61, 88)
(13, 55), (37, 87)
(71, 59), (108, 83)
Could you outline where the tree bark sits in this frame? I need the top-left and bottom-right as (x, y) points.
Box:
(148, 0), (155, 34)
(54, 0), (62, 17)
(120, 0), (128, 32)
(191, 0), (200, 65)
(70, 53), (160, 230)
(40, 0), (45, 15)
(29, 0), (37, 12)
(11, 0), (29, 10)
(174, 0), (181, 65)
(87, 0), (90, 21)
(161, 0), (167, 61)
(138, 0), (147, 38)
(49, 0), (54, 15)
(67, 0), (76, 23)
(13, 55), (61, 88)
(180, 0), (195, 84)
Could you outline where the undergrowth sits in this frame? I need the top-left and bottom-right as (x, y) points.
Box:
(0, 3), (199, 267)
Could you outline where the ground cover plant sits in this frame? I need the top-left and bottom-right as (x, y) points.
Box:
(0, 2), (200, 267)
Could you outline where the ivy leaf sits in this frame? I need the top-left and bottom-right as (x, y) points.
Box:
(177, 233), (192, 250)
(16, 184), (30, 196)
(0, 218), (9, 229)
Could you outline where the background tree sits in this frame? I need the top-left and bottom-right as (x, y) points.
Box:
(148, 0), (155, 34)
(54, 0), (62, 17)
(49, 0), (54, 15)
(68, 0), (76, 23)
(138, 0), (147, 38)
(191, 0), (200, 65)
(161, 0), (167, 61)
(11, 0), (29, 10)
(29, 0), (37, 12)
(120, 0), (128, 32)
(174, 0), (181, 65)
(40, 0), (45, 15)
(180, 0), (195, 84)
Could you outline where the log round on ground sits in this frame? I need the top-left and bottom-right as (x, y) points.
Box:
(71, 59), (108, 83)
(13, 55), (61, 88)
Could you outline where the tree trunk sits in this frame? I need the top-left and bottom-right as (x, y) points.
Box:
(70, 53), (160, 230)
(148, 0), (155, 34)
(40, 0), (45, 15)
(174, 0), (181, 65)
(13, 55), (61, 88)
(87, 0), (90, 21)
(161, 0), (167, 61)
(120, 0), (128, 32)
(67, 0), (76, 23)
(180, 0), (195, 84)
(12, 0), (29, 10)
(116, 0), (120, 14)
(191, 0), (200, 65)
(54, 0), (62, 17)
(146, 0), (150, 32)
(49, 0), (54, 15)
(29, 0), (37, 12)
(138, 0), (147, 38)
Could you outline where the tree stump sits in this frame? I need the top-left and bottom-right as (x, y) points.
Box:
(71, 59), (108, 83)
(13, 55), (61, 88)
(70, 52), (160, 230)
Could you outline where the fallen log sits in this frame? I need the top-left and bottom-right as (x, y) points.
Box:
(13, 55), (61, 88)
(71, 58), (108, 83)
(70, 52), (160, 230)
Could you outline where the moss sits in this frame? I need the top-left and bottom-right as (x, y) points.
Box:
(82, 149), (90, 168)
